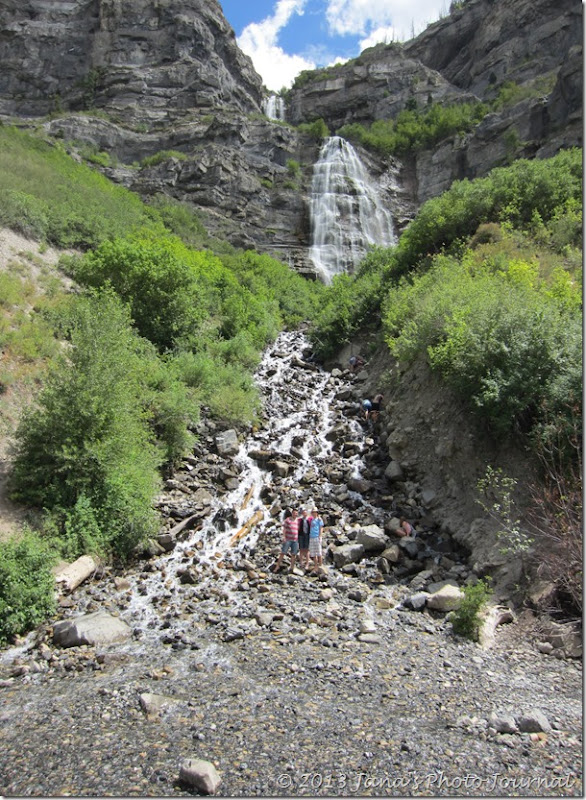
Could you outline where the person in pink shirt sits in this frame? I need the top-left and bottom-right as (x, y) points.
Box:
(271, 508), (299, 573)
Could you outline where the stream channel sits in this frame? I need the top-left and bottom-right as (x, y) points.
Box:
(0, 330), (582, 797)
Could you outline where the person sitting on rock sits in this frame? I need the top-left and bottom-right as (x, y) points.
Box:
(271, 508), (299, 573)
(308, 509), (324, 571)
(397, 517), (414, 537)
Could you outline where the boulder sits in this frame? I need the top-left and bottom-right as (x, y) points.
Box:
(356, 525), (388, 553)
(331, 543), (365, 568)
(381, 543), (401, 563)
(516, 709), (552, 734)
(179, 759), (221, 795)
(426, 584), (464, 612)
(215, 430), (239, 456)
(53, 611), (131, 648)
(385, 461), (404, 481)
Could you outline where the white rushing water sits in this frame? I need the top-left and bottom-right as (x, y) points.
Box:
(309, 136), (396, 284)
(263, 94), (286, 121)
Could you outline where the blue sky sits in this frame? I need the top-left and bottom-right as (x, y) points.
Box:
(219, 0), (450, 91)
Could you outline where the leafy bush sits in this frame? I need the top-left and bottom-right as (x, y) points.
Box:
(298, 118), (330, 140)
(338, 101), (488, 157)
(10, 291), (162, 559)
(66, 233), (225, 351)
(388, 148), (582, 279)
(383, 250), (581, 437)
(0, 531), (57, 645)
(451, 578), (492, 641)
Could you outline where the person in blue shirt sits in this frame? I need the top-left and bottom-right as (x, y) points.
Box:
(308, 509), (324, 571)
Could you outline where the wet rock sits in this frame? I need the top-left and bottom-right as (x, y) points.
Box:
(53, 611), (131, 648)
(139, 692), (181, 718)
(157, 533), (176, 552)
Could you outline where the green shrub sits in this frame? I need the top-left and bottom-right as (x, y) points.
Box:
(451, 578), (492, 641)
(10, 291), (162, 560)
(0, 530), (57, 645)
(298, 118), (330, 140)
(383, 251), (581, 436)
(338, 101), (488, 157)
(67, 233), (225, 351)
(140, 150), (187, 168)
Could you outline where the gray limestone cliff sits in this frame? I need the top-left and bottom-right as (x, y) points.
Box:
(0, 0), (582, 269)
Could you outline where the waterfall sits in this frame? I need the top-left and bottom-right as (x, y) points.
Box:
(309, 136), (396, 284)
(263, 94), (285, 121)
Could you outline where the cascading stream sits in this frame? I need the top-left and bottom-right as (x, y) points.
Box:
(309, 136), (397, 283)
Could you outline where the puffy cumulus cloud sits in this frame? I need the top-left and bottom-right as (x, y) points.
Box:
(237, 0), (315, 91)
(359, 25), (398, 50)
(327, 0), (444, 41)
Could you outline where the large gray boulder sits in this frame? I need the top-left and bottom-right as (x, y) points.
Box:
(331, 543), (365, 568)
(356, 524), (388, 553)
(53, 611), (131, 648)
(215, 429), (240, 457)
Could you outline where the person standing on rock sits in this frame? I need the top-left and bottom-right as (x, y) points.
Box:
(308, 509), (324, 571)
(271, 508), (299, 573)
(297, 508), (311, 570)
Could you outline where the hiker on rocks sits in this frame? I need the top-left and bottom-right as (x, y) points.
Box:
(308, 508), (324, 571)
(370, 393), (384, 422)
(271, 508), (299, 573)
(297, 508), (311, 570)
(397, 517), (414, 537)
(362, 398), (372, 420)
(349, 354), (365, 373)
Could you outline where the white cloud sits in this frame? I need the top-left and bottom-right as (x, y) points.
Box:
(359, 25), (398, 50)
(326, 0), (446, 41)
(237, 0), (316, 91)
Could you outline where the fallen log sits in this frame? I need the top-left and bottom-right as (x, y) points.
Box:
(54, 555), (99, 594)
(229, 509), (264, 546)
(240, 485), (255, 510)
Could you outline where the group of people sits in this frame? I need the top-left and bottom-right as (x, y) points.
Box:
(271, 507), (324, 574)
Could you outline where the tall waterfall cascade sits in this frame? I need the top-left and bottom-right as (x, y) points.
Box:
(263, 94), (286, 121)
(309, 136), (397, 283)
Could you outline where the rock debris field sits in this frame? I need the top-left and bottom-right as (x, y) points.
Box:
(0, 331), (582, 797)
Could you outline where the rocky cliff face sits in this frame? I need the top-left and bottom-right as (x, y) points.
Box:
(0, 0), (263, 121)
(0, 0), (582, 270)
